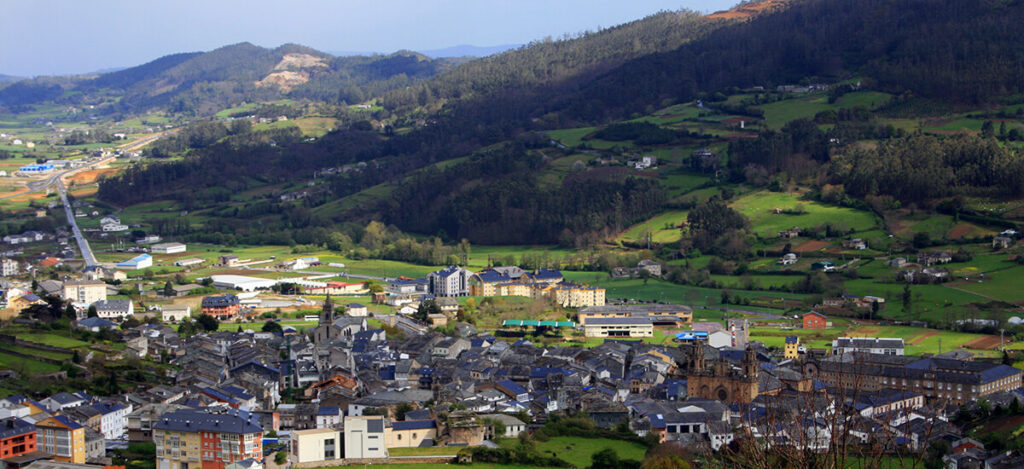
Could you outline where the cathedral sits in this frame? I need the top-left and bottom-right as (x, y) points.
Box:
(686, 340), (760, 404)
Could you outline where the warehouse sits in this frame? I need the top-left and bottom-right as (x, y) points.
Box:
(210, 274), (277, 292)
(151, 242), (186, 254)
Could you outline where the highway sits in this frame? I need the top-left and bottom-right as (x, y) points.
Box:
(57, 178), (98, 267)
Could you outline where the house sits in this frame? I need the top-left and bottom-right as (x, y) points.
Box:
(778, 227), (801, 239)
(345, 303), (368, 317)
(480, 414), (526, 438)
(784, 336), (800, 359)
(102, 222), (129, 232)
(919, 251), (952, 266)
(92, 299), (134, 320)
(993, 236), (1013, 249)
(779, 253), (798, 265)
(75, 317), (118, 332)
(290, 428), (342, 464)
(201, 294), (241, 319)
(1, 258), (18, 277)
(161, 305), (191, 322)
(811, 261), (836, 272)
(843, 238), (867, 250)
(343, 416), (387, 459)
(153, 408), (263, 468)
(150, 242), (186, 254)
(219, 255), (239, 266)
(803, 311), (827, 329)
(427, 266), (471, 297)
(832, 337), (905, 356)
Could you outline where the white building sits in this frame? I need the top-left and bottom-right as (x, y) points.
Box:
(343, 416), (387, 459)
(62, 280), (107, 306)
(832, 337), (905, 356)
(0, 258), (18, 276)
(161, 305), (191, 322)
(150, 242), (186, 254)
(427, 266), (471, 297)
(210, 275), (277, 292)
(93, 299), (134, 320)
(102, 223), (129, 232)
(290, 429), (342, 464)
(174, 258), (204, 267)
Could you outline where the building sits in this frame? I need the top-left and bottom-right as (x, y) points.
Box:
(779, 253), (797, 265)
(993, 236), (1014, 249)
(832, 337), (904, 356)
(843, 238), (867, 250)
(0, 418), (37, 460)
(583, 316), (654, 338)
(92, 299), (134, 320)
(201, 295), (241, 319)
(687, 343), (760, 404)
(385, 420), (437, 448)
(75, 317), (117, 332)
(290, 428), (342, 464)
(533, 282), (605, 308)
(1, 258), (18, 277)
(35, 415), (86, 464)
(784, 336), (800, 359)
(61, 280), (107, 307)
(209, 275), (276, 292)
(304, 282), (368, 295)
(117, 254), (152, 270)
(153, 407), (263, 469)
(427, 266), (471, 297)
(102, 223), (130, 232)
(811, 261), (836, 272)
(162, 306), (191, 323)
(345, 304), (368, 317)
(468, 269), (516, 297)
(803, 312), (827, 329)
(174, 258), (204, 268)
(578, 304), (693, 326)
(343, 416), (387, 459)
(151, 243), (187, 254)
(219, 255), (239, 267)
(806, 355), (1023, 405)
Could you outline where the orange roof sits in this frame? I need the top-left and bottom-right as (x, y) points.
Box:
(39, 257), (61, 267)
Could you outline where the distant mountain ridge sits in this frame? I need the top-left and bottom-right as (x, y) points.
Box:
(0, 74), (25, 83)
(419, 44), (521, 58)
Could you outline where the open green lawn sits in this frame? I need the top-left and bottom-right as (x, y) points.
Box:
(758, 91), (893, 129)
(953, 264), (1024, 303)
(0, 344), (73, 361)
(845, 325), (995, 356)
(546, 127), (596, 147)
(661, 172), (710, 197)
(731, 191), (879, 237)
(496, 436), (647, 468)
(0, 351), (63, 374)
(618, 211), (687, 244)
(18, 333), (91, 348)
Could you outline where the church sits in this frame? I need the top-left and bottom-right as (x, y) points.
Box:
(686, 340), (760, 404)
(312, 296), (367, 344)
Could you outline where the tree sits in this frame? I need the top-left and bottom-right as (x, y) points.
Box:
(589, 448), (621, 469)
(902, 284), (913, 314)
(163, 281), (174, 297)
(87, 305), (98, 318)
(64, 303), (77, 320)
(981, 120), (995, 138)
(195, 314), (219, 332)
(262, 321), (283, 334)
(274, 451), (287, 465)
(415, 300), (441, 321)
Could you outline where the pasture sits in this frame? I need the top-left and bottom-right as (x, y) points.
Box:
(730, 191), (879, 237)
(618, 210), (687, 244)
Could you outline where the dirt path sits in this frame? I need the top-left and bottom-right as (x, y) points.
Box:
(908, 330), (940, 345)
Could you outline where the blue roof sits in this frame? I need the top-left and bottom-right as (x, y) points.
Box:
(202, 294), (240, 307)
(530, 268), (562, 280)
(347, 303), (365, 308)
(379, 365), (396, 381)
(77, 317), (117, 328)
(21, 293), (41, 302)
(785, 336), (798, 344)
(530, 367), (573, 378)
(118, 253), (152, 266)
(230, 361), (281, 376)
(46, 414), (83, 430)
(222, 385), (254, 400)
(392, 419), (436, 430)
(474, 270), (512, 283)
(980, 365), (1022, 383)
(201, 388), (239, 405)
(317, 406), (340, 416)
(154, 408), (262, 434)
(0, 418), (35, 439)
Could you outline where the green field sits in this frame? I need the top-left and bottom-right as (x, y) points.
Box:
(953, 265), (1024, 303)
(497, 436), (647, 468)
(758, 91), (893, 129)
(18, 333), (91, 348)
(618, 211), (687, 244)
(546, 127), (596, 148)
(731, 191), (879, 237)
(0, 351), (63, 374)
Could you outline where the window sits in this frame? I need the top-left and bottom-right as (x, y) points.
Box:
(397, 434), (402, 440)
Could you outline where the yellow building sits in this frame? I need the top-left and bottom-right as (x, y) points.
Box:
(385, 420), (437, 448)
(290, 428), (342, 464)
(534, 282), (606, 308)
(784, 336), (800, 359)
(62, 280), (107, 306)
(36, 415), (86, 464)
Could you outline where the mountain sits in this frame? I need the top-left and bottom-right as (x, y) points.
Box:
(0, 74), (24, 83)
(419, 44), (521, 58)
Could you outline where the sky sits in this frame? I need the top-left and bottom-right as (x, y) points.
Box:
(2, 0), (738, 77)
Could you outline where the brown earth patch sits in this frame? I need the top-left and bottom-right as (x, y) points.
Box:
(723, 133), (759, 139)
(908, 330), (940, 345)
(707, 0), (788, 21)
(793, 240), (830, 252)
(963, 335), (1006, 350)
(67, 168), (118, 184)
(948, 224), (971, 239)
(850, 327), (880, 335)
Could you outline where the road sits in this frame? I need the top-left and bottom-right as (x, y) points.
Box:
(57, 178), (98, 267)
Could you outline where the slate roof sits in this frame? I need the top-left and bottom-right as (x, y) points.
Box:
(154, 408), (262, 434)
(77, 317), (117, 328)
(587, 317), (653, 326)
(202, 295), (240, 308)
(530, 268), (563, 280)
(0, 418), (35, 439)
(392, 419), (436, 430)
(93, 299), (131, 311)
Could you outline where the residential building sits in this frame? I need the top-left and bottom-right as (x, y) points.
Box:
(61, 280), (107, 307)
(151, 243), (187, 254)
(126, 403), (189, 443)
(480, 414), (526, 438)
(343, 416), (387, 459)
(74, 317), (117, 332)
(779, 253), (797, 265)
(579, 304), (693, 326)
(784, 336), (800, 359)
(385, 420), (437, 448)
(290, 429), (341, 464)
(202, 295), (241, 319)
(832, 337), (905, 356)
(803, 312), (827, 329)
(345, 303), (368, 317)
(427, 266), (471, 297)
(1, 258), (18, 277)
(843, 238), (867, 250)
(304, 282), (367, 295)
(35, 415), (86, 464)
(0, 418), (37, 460)
(92, 299), (134, 320)
(583, 316), (654, 338)
(153, 407), (263, 469)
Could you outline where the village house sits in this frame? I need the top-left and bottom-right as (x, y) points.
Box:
(779, 253), (798, 265)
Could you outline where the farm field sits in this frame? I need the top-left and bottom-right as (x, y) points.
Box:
(618, 210), (686, 244)
(747, 323), (1010, 356)
(497, 436), (647, 468)
(0, 351), (63, 374)
(951, 265), (1024, 303)
(730, 191), (879, 237)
